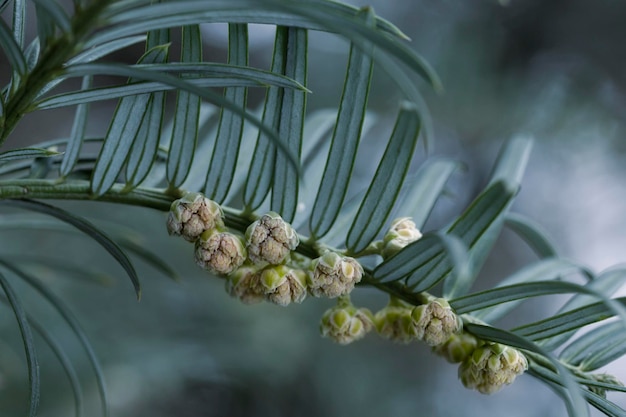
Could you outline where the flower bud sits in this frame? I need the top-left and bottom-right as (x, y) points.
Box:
(167, 193), (224, 241)
(391, 217), (418, 232)
(226, 265), (264, 304)
(410, 298), (462, 346)
(308, 252), (363, 298)
(458, 343), (528, 394)
(382, 217), (422, 258)
(254, 265), (307, 306)
(374, 299), (416, 343)
(195, 230), (246, 275)
(321, 300), (374, 345)
(588, 373), (624, 398)
(433, 332), (479, 363)
(245, 212), (299, 265)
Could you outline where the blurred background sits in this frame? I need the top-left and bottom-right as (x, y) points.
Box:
(2, 0), (626, 416)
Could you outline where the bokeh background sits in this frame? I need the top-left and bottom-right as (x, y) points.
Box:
(2, 0), (626, 416)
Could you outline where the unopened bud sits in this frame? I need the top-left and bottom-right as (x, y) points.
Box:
(195, 230), (246, 275)
(167, 193), (224, 241)
(392, 217), (418, 232)
(410, 298), (462, 346)
(226, 266), (264, 304)
(246, 212), (299, 265)
(382, 217), (422, 258)
(374, 299), (416, 343)
(254, 265), (307, 306)
(588, 373), (625, 398)
(459, 343), (528, 394)
(433, 332), (479, 363)
(321, 300), (374, 345)
(308, 252), (363, 298)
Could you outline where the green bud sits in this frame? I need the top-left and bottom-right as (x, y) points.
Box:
(588, 373), (624, 398)
(308, 252), (363, 298)
(374, 299), (417, 343)
(433, 332), (479, 363)
(195, 230), (246, 275)
(167, 193), (224, 242)
(255, 265), (307, 306)
(409, 298), (462, 346)
(389, 217), (418, 232)
(458, 343), (528, 394)
(226, 265), (264, 304)
(246, 212), (299, 265)
(382, 217), (422, 258)
(320, 299), (374, 345)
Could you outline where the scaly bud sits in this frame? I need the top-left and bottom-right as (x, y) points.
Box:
(308, 252), (363, 298)
(320, 298), (374, 345)
(382, 217), (422, 258)
(195, 230), (246, 275)
(458, 343), (528, 394)
(588, 373), (625, 398)
(433, 332), (479, 363)
(410, 298), (462, 346)
(246, 212), (299, 265)
(167, 193), (224, 242)
(374, 298), (417, 343)
(226, 265), (264, 304)
(253, 265), (307, 306)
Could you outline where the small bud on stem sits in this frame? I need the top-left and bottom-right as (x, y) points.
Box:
(308, 252), (363, 298)
(167, 193), (224, 242)
(254, 265), (308, 306)
(195, 230), (246, 275)
(382, 217), (422, 258)
(320, 297), (374, 345)
(458, 343), (528, 394)
(246, 212), (299, 265)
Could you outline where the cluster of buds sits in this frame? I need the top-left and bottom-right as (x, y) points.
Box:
(167, 196), (307, 287)
(373, 296), (528, 394)
(458, 342), (528, 394)
(230, 211), (363, 305)
(225, 251), (364, 307)
(382, 217), (422, 258)
(167, 194), (366, 305)
(320, 297), (374, 345)
(227, 264), (308, 307)
(224, 211), (364, 306)
(167, 201), (532, 395)
(167, 193), (247, 275)
(374, 297), (462, 346)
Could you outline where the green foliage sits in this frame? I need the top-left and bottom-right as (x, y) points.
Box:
(0, 199), (141, 298)
(0, 1), (625, 416)
(0, 270), (39, 417)
(0, 261), (108, 417)
(204, 23), (249, 204)
(346, 102), (421, 254)
(0, 147), (61, 162)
